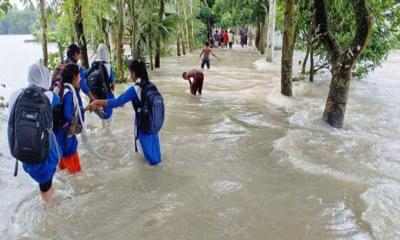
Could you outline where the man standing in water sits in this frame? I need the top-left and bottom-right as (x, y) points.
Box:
(200, 42), (220, 70)
(182, 69), (204, 95)
(213, 30), (220, 48)
(228, 30), (234, 49)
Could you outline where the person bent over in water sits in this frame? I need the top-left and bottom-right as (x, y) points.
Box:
(182, 70), (204, 95)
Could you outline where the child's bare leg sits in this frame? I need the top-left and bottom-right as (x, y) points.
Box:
(40, 186), (54, 203)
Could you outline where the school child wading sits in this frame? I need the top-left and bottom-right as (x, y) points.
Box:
(55, 63), (85, 174)
(51, 44), (95, 134)
(200, 42), (220, 70)
(52, 44), (96, 103)
(87, 60), (164, 165)
(86, 44), (116, 120)
(8, 63), (61, 203)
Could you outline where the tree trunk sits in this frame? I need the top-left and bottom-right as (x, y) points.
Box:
(57, 42), (64, 64)
(150, 43), (154, 70)
(100, 15), (111, 52)
(322, 67), (351, 127)
(202, 0), (212, 40)
(302, 44), (310, 74)
(189, 0), (196, 49)
(181, 30), (186, 56)
(260, 9), (268, 55)
(315, 0), (372, 128)
(176, 0), (186, 55)
(39, 0), (48, 67)
(176, 0), (181, 56)
(116, 0), (125, 82)
(177, 33), (181, 56)
(149, 4), (154, 71)
(255, 22), (261, 50)
(188, 16), (195, 51)
(73, 0), (89, 69)
(182, 3), (192, 52)
(181, 2), (188, 55)
(259, 23), (265, 54)
(155, 0), (164, 68)
(109, 28), (117, 64)
(66, 5), (76, 43)
(266, 0), (276, 62)
(309, 41), (314, 82)
(130, 0), (136, 57)
(281, 0), (295, 97)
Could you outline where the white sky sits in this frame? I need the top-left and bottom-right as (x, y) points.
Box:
(9, 0), (27, 10)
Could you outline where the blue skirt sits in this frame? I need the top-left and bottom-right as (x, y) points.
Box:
(137, 129), (161, 165)
(55, 128), (78, 157)
(22, 134), (61, 184)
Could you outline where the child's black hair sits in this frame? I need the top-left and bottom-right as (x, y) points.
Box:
(66, 43), (81, 61)
(129, 59), (149, 82)
(62, 63), (80, 84)
(205, 42), (209, 47)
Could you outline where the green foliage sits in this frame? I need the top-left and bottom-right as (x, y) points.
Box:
(0, 8), (38, 34)
(47, 52), (62, 71)
(197, 5), (217, 27)
(297, 0), (400, 78)
(0, 2), (12, 20)
(211, 0), (268, 28)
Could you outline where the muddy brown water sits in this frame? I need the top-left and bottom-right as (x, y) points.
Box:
(1, 35), (400, 239)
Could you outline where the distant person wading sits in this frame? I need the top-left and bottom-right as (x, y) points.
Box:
(199, 42), (220, 70)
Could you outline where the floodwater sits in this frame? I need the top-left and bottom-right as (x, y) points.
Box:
(1, 35), (400, 240)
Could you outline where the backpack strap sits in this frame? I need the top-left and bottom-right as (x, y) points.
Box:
(134, 136), (139, 153)
(100, 62), (112, 93)
(133, 82), (143, 153)
(13, 159), (18, 177)
(64, 83), (85, 131)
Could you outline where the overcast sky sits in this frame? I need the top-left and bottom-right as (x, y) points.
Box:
(9, 0), (26, 10)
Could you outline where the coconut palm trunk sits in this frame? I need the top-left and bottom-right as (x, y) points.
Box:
(73, 0), (89, 68)
(155, 0), (164, 68)
(116, 0), (125, 82)
(39, 0), (48, 67)
(266, 0), (276, 62)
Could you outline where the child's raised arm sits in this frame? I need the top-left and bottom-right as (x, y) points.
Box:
(211, 50), (220, 60)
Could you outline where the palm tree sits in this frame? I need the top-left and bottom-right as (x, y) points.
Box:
(155, 0), (164, 68)
(39, 0), (49, 66)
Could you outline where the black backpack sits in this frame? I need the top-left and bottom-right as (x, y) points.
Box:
(8, 86), (52, 175)
(50, 64), (66, 130)
(133, 81), (165, 152)
(86, 61), (111, 100)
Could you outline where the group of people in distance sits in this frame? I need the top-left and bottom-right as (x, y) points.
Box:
(211, 28), (253, 49)
(8, 43), (162, 203)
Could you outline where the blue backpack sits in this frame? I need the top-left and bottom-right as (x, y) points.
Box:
(136, 81), (164, 133)
(133, 81), (164, 151)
